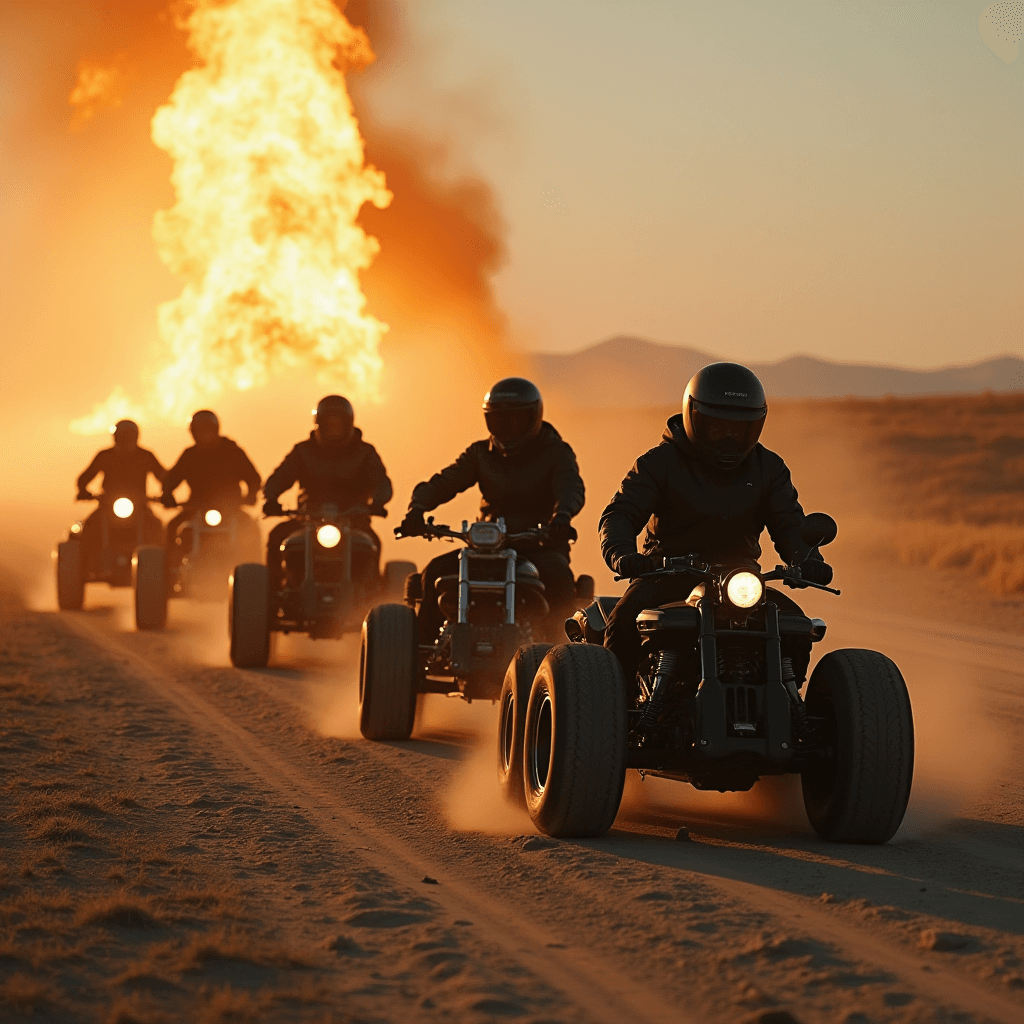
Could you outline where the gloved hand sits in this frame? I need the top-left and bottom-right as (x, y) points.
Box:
(76, 489), (92, 501)
(367, 505), (388, 518)
(398, 505), (425, 537)
(160, 493), (178, 510)
(545, 513), (577, 546)
(800, 559), (834, 586)
(263, 498), (284, 518)
(615, 552), (655, 578)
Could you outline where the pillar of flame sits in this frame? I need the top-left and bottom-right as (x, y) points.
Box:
(72, 0), (391, 435)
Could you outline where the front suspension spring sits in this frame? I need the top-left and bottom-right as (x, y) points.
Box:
(781, 656), (810, 741)
(641, 649), (679, 728)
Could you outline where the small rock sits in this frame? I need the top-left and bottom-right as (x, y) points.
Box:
(422, 876), (439, 885)
(325, 935), (368, 957)
(675, 827), (691, 842)
(818, 893), (834, 904)
(521, 836), (556, 852)
(918, 887), (927, 892)
(919, 929), (972, 952)
(742, 1011), (803, 1024)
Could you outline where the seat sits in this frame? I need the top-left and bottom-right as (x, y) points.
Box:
(581, 595), (620, 633)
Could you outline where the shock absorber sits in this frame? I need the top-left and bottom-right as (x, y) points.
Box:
(781, 656), (810, 741)
(641, 649), (678, 729)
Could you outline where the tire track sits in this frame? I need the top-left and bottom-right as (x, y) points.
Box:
(63, 610), (1024, 1024)
(61, 612), (691, 1024)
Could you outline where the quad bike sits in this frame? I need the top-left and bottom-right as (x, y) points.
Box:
(501, 513), (915, 844)
(165, 504), (262, 602)
(228, 504), (415, 669)
(54, 494), (166, 630)
(358, 517), (595, 742)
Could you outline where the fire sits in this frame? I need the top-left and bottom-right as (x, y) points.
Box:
(71, 0), (391, 434)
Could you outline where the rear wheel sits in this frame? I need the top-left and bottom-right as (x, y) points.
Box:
(359, 603), (418, 740)
(524, 644), (627, 838)
(497, 643), (553, 807)
(133, 546), (167, 631)
(801, 648), (914, 843)
(55, 540), (85, 611)
(383, 560), (418, 603)
(229, 563), (270, 668)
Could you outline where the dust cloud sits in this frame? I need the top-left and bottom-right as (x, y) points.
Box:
(1, 1), (1014, 847)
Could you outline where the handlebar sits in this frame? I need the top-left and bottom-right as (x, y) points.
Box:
(76, 493), (160, 506)
(265, 505), (387, 521)
(394, 519), (547, 544)
(614, 556), (840, 595)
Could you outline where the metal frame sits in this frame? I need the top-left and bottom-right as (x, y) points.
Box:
(456, 547), (519, 625)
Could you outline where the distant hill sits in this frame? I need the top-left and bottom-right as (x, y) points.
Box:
(530, 336), (1024, 406)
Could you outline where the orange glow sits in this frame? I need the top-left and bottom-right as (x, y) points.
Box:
(70, 0), (391, 434)
(68, 53), (130, 129)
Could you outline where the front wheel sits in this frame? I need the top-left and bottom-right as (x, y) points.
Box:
(229, 563), (270, 668)
(359, 603), (418, 740)
(497, 644), (553, 807)
(133, 546), (167, 631)
(801, 648), (914, 844)
(523, 644), (627, 838)
(55, 540), (85, 611)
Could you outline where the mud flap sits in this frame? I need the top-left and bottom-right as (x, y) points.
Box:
(763, 603), (792, 760)
(695, 597), (727, 755)
(449, 623), (474, 674)
(497, 623), (524, 671)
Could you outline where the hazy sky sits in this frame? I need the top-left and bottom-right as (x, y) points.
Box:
(357, 1), (1023, 367)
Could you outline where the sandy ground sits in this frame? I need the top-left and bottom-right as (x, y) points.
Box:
(1, 541), (1022, 1024)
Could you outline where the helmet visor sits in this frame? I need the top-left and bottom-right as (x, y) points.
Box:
(316, 412), (353, 444)
(691, 407), (765, 467)
(485, 406), (538, 448)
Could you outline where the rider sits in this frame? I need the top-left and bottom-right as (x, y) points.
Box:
(262, 396), (393, 585)
(160, 410), (262, 566)
(599, 362), (833, 683)
(398, 377), (585, 642)
(76, 419), (166, 560)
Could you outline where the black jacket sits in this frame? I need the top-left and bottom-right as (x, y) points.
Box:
(264, 430), (392, 512)
(163, 437), (261, 509)
(410, 422), (585, 534)
(78, 446), (165, 499)
(600, 415), (813, 570)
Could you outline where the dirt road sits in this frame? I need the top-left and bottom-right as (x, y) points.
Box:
(1, 576), (1021, 1023)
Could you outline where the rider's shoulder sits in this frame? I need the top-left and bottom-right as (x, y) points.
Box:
(751, 443), (790, 474)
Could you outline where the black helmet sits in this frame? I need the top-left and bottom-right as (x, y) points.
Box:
(313, 394), (354, 446)
(110, 419), (139, 447)
(189, 409), (220, 445)
(682, 363), (767, 470)
(483, 377), (543, 454)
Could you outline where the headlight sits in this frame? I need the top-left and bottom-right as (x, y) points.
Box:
(112, 497), (134, 519)
(316, 524), (342, 548)
(468, 522), (503, 548)
(204, 509), (223, 527)
(726, 570), (763, 609)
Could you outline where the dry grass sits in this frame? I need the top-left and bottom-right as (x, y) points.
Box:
(78, 895), (161, 930)
(181, 929), (313, 972)
(778, 392), (1024, 595)
(829, 392), (1024, 525)
(890, 520), (1024, 595)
